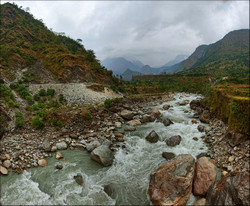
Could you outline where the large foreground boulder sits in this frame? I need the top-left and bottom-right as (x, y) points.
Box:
(193, 157), (217, 196)
(145, 130), (159, 143)
(148, 154), (195, 206)
(206, 171), (250, 205)
(90, 145), (114, 166)
(166, 135), (182, 146)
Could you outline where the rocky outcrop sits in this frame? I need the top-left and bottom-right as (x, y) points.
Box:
(148, 154), (195, 206)
(193, 157), (217, 196)
(162, 118), (173, 127)
(145, 130), (159, 143)
(206, 171), (250, 206)
(120, 110), (134, 120)
(90, 145), (114, 166)
(166, 135), (181, 146)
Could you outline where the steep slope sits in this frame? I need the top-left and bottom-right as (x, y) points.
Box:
(178, 29), (249, 79)
(162, 54), (188, 67)
(121, 69), (142, 81)
(101, 57), (142, 75)
(0, 3), (115, 85)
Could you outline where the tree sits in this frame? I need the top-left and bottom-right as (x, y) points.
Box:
(77, 38), (82, 43)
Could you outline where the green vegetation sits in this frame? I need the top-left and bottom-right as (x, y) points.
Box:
(49, 118), (63, 129)
(82, 108), (92, 120)
(46, 88), (55, 97)
(15, 110), (25, 127)
(38, 89), (46, 96)
(31, 115), (44, 129)
(104, 98), (112, 108)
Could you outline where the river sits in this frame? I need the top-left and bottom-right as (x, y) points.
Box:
(1, 93), (208, 205)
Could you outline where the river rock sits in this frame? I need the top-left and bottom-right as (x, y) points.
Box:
(194, 198), (206, 206)
(179, 100), (189, 106)
(145, 130), (159, 143)
(0, 166), (8, 175)
(38, 159), (48, 167)
(51, 146), (57, 152)
(193, 157), (217, 196)
(90, 145), (114, 166)
(162, 118), (173, 127)
(56, 164), (63, 169)
(3, 160), (11, 168)
(148, 154), (195, 206)
(206, 171), (250, 206)
(193, 137), (198, 141)
(149, 109), (162, 120)
(162, 152), (175, 160)
(166, 135), (182, 147)
(141, 114), (152, 123)
(162, 104), (171, 110)
(225, 131), (247, 146)
(43, 140), (51, 152)
(56, 141), (67, 150)
(199, 110), (210, 124)
(120, 110), (134, 120)
(55, 152), (64, 159)
(86, 140), (101, 152)
(190, 99), (200, 110)
(114, 122), (122, 128)
(103, 184), (115, 198)
(197, 125), (205, 132)
(124, 125), (136, 131)
(128, 119), (141, 126)
(74, 173), (83, 186)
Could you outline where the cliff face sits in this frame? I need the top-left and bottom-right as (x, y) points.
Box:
(0, 3), (115, 85)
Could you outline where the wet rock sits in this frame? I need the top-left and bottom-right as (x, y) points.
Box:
(193, 137), (198, 141)
(141, 114), (152, 123)
(124, 125), (136, 131)
(3, 160), (11, 168)
(56, 141), (67, 150)
(192, 120), (198, 124)
(196, 153), (207, 159)
(55, 152), (64, 160)
(190, 99), (200, 110)
(114, 122), (122, 128)
(0, 125), (5, 139)
(120, 110), (134, 120)
(128, 119), (141, 126)
(104, 184), (115, 198)
(90, 145), (114, 166)
(149, 109), (162, 120)
(162, 152), (175, 160)
(197, 125), (205, 132)
(194, 198), (206, 206)
(51, 146), (57, 152)
(86, 140), (101, 152)
(145, 130), (159, 143)
(166, 135), (181, 147)
(206, 171), (250, 206)
(148, 154), (195, 206)
(193, 157), (217, 196)
(0, 166), (8, 175)
(74, 173), (83, 186)
(56, 164), (63, 170)
(179, 100), (189, 106)
(199, 110), (210, 124)
(38, 159), (48, 167)
(162, 118), (173, 127)
(162, 104), (171, 110)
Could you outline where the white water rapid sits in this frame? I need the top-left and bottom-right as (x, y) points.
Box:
(1, 93), (208, 205)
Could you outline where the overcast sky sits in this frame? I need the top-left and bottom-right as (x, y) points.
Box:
(3, 1), (250, 67)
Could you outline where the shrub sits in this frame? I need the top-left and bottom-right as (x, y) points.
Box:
(59, 94), (65, 103)
(33, 93), (40, 101)
(31, 116), (45, 129)
(15, 110), (23, 118)
(47, 88), (55, 97)
(82, 108), (91, 120)
(104, 98), (112, 108)
(47, 100), (59, 108)
(25, 95), (34, 105)
(15, 117), (25, 128)
(8, 99), (18, 107)
(49, 118), (63, 129)
(39, 89), (46, 96)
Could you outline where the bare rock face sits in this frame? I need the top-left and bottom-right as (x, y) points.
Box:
(148, 154), (195, 206)
(120, 110), (134, 120)
(166, 135), (182, 146)
(206, 171), (250, 206)
(90, 145), (114, 166)
(193, 157), (217, 196)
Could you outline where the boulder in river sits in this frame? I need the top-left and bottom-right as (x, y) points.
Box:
(56, 164), (63, 170)
(0, 166), (8, 175)
(162, 104), (171, 110)
(162, 152), (175, 160)
(103, 184), (115, 198)
(206, 171), (250, 206)
(190, 99), (200, 110)
(197, 125), (205, 132)
(86, 140), (101, 152)
(162, 118), (173, 127)
(199, 110), (210, 124)
(178, 100), (189, 106)
(166, 135), (182, 146)
(124, 125), (136, 131)
(91, 145), (114, 166)
(74, 173), (83, 186)
(38, 159), (48, 167)
(145, 130), (159, 143)
(148, 154), (195, 206)
(55, 152), (64, 160)
(149, 109), (162, 120)
(193, 157), (217, 196)
(141, 114), (152, 123)
(128, 119), (141, 126)
(56, 141), (67, 150)
(120, 110), (134, 120)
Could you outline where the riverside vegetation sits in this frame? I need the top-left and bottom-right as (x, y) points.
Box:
(0, 2), (249, 206)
